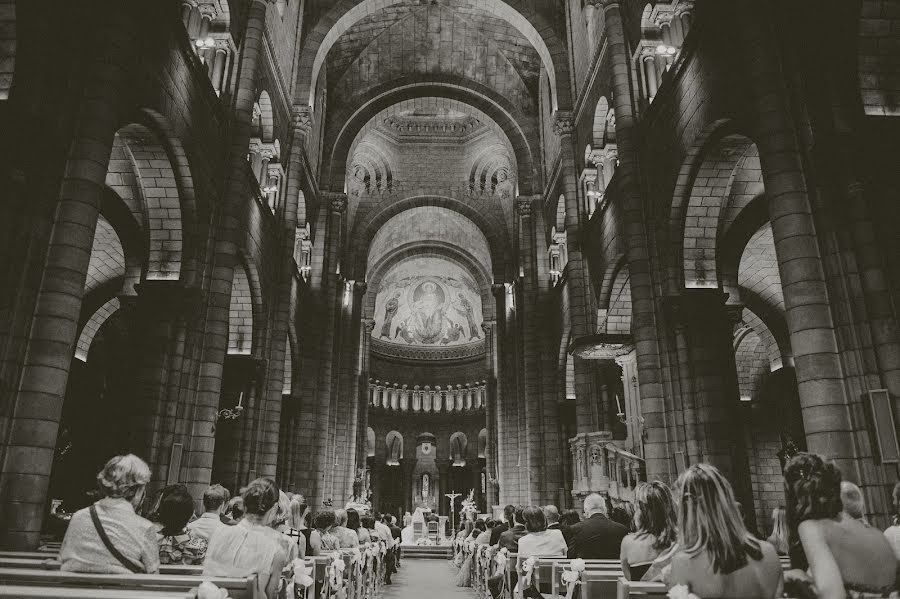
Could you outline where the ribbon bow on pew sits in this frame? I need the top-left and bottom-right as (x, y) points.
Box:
(561, 558), (585, 599)
(329, 556), (347, 599)
(195, 581), (228, 599)
(522, 556), (538, 588)
(494, 547), (508, 570)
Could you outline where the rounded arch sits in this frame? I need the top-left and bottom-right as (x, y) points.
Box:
(325, 78), (538, 195)
(592, 96), (610, 147)
(297, 0), (570, 111)
(385, 430), (404, 466)
(449, 432), (468, 466)
(74, 298), (121, 363)
(350, 196), (511, 282)
(477, 428), (488, 459)
(366, 427), (376, 458)
(253, 90), (275, 142)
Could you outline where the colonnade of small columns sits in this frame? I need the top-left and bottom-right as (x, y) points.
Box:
(368, 379), (487, 413)
(634, 0), (695, 103)
(582, 145), (618, 218)
(180, 1), (233, 96)
(248, 136), (283, 213)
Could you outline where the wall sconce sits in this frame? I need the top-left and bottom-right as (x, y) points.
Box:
(343, 280), (354, 308)
(218, 392), (245, 421)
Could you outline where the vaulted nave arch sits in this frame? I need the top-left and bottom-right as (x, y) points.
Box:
(2, 0), (900, 552)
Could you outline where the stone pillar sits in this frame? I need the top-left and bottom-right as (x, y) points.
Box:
(482, 321), (500, 508)
(665, 290), (754, 522)
(0, 7), (139, 548)
(736, 3), (860, 479)
(601, 0), (670, 483)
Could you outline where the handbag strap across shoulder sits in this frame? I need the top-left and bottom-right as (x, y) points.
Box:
(89, 504), (145, 573)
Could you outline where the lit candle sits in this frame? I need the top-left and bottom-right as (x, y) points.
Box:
(237, 392), (243, 408)
(615, 392), (622, 415)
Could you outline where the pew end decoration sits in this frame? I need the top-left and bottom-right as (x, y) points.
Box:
(561, 558), (585, 599)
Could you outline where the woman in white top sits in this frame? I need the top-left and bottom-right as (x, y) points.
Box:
(60, 454), (160, 574)
(517, 506), (567, 557)
(203, 478), (289, 599)
(620, 481), (677, 580)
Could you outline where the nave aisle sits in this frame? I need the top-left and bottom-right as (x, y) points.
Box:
(381, 559), (472, 599)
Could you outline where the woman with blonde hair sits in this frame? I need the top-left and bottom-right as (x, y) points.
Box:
(60, 454), (160, 574)
(620, 481), (678, 580)
(766, 507), (789, 556)
(669, 463), (782, 598)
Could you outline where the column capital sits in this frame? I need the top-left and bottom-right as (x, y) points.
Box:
(491, 283), (507, 298)
(584, 0), (604, 6)
(552, 111), (575, 137)
(292, 104), (313, 136)
(325, 193), (347, 214)
(588, 149), (607, 168)
(515, 197), (533, 217)
(197, 2), (218, 20)
(353, 281), (368, 296)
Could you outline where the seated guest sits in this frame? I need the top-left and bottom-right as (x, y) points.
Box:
(620, 481), (677, 580)
(840, 481), (868, 524)
(498, 505), (527, 552)
(203, 478), (288, 599)
(766, 506), (789, 556)
(60, 454), (160, 574)
(187, 484), (228, 541)
(272, 491), (301, 561)
(490, 504), (515, 545)
(310, 510), (340, 554)
(518, 506), (567, 557)
(566, 493), (627, 559)
(332, 508), (360, 548)
(362, 514), (378, 540)
(347, 508), (370, 543)
(669, 463), (782, 598)
(155, 484), (207, 565)
(224, 496), (244, 524)
(476, 519), (494, 544)
(543, 505), (562, 530)
(784, 453), (897, 599)
(884, 482), (900, 560)
(470, 519), (487, 540)
(373, 511), (393, 545)
(559, 508), (581, 540)
(286, 495), (312, 557)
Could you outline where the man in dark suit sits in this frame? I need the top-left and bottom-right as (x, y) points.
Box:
(388, 515), (402, 568)
(489, 504), (515, 546)
(566, 493), (627, 559)
(498, 505), (527, 552)
(489, 506), (526, 599)
(543, 505), (561, 530)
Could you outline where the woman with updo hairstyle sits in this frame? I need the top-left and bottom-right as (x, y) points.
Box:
(203, 478), (289, 599)
(669, 463), (782, 598)
(783, 453), (897, 599)
(620, 481), (678, 580)
(310, 510), (340, 555)
(60, 454), (160, 574)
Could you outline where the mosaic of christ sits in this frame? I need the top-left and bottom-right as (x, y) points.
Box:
(373, 259), (484, 347)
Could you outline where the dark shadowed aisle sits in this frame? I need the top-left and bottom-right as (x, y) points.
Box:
(380, 559), (475, 599)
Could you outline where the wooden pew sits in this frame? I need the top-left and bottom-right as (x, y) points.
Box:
(615, 578), (667, 599)
(0, 568), (258, 599)
(0, 587), (190, 599)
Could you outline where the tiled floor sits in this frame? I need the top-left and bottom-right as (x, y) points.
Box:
(381, 558), (475, 599)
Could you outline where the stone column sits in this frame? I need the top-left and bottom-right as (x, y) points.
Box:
(736, 3), (860, 479)
(601, 0), (670, 482)
(666, 290), (754, 522)
(482, 321), (499, 508)
(0, 7), (140, 548)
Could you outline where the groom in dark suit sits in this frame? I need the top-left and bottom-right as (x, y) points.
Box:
(566, 493), (627, 559)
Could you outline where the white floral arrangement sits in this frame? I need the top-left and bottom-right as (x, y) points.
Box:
(284, 559), (315, 599)
(328, 556), (346, 599)
(561, 558), (585, 599)
(494, 546), (509, 570)
(460, 489), (478, 517)
(415, 537), (435, 546)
